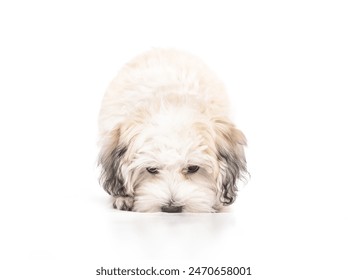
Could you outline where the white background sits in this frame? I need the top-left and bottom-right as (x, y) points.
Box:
(1, 1), (347, 279)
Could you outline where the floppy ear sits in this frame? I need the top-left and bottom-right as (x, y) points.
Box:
(214, 118), (248, 205)
(98, 128), (127, 197)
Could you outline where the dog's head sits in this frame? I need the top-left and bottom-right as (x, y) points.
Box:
(98, 96), (247, 212)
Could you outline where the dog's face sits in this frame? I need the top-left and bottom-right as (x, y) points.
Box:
(99, 96), (247, 213)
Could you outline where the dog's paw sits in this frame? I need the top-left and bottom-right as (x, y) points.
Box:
(113, 196), (134, 211)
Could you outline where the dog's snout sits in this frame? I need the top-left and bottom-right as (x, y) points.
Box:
(161, 205), (183, 213)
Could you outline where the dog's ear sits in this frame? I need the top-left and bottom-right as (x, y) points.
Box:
(214, 118), (248, 205)
(98, 128), (127, 196)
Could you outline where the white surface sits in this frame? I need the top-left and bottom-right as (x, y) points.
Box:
(1, 1), (347, 279)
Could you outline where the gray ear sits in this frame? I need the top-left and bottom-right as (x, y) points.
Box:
(214, 118), (248, 205)
(98, 128), (128, 196)
(98, 145), (127, 196)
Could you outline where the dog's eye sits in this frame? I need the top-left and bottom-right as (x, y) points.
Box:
(146, 167), (159, 174)
(187, 165), (200, 173)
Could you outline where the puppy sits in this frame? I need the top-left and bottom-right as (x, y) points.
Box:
(98, 49), (247, 213)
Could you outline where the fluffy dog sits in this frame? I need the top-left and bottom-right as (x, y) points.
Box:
(98, 49), (247, 213)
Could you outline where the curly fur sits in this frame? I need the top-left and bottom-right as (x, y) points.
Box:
(98, 49), (247, 212)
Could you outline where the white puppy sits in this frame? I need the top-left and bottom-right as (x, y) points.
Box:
(98, 49), (247, 213)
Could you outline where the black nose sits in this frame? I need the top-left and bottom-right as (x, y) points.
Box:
(161, 205), (183, 213)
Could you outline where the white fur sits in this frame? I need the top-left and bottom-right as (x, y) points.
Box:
(98, 49), (247, 213)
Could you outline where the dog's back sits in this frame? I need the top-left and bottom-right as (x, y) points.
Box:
(98, 49), (229, 136)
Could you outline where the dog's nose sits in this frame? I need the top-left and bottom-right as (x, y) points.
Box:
(161, 205), (183, 213)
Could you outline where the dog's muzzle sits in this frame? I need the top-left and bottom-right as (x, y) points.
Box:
(161, 205), (183, 213)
